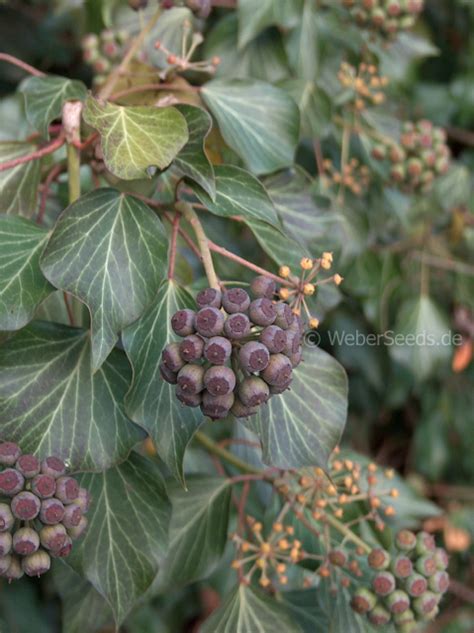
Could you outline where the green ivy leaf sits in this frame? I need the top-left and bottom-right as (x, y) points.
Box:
(122, 280), (203, 484)
(40, 189), (168, 371)
(0, 142), (41, 217)
(245, 217), (310, 270)
(173, 104), (216, 200)
(19, 75), (87, 139)
(82, 96), (188, 180)
(0, 215), (54, 330)
(0, 321), (143, 471)
(245, 346), (348, 470)
(201, 584), (304, 633)
(280, 79), (332, 138)
(157, 476), (232, 588)
(201, 79), (299, 175)
(189, 164), (279, 226)
(67, 453), (171, 626)
(54, 564), (113, 633)
(237, 0), (275, 48)
(285, 0), (319, 81)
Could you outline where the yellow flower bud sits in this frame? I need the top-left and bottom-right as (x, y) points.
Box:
(303, 283), (315, 296)
(309, 317), (320, 329)
(300, 257), (313, 270)
(333, 274), (343, 286)
(321, 258), (332, 270)
(322, 252), (333, 263)
(279, 288), (290, 300)
(279, 265), (291, 278)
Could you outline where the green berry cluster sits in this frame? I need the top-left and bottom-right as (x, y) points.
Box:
(0, 442), (90, 581)
(341, 0), (424, 39)
(351, 530), (449, 632)
(160, 276), (303, 420)
(81, 29), (130, 86)
(372, 120), (450, 192)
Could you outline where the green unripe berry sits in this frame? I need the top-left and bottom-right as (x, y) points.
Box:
(350, 587), (377, 614)
(386, 589), (410, 614)
(393, 608), (415, 626)
(415, 531), (436, 556)
(395, 529), (417, 552)
(372, 571), (396, 596)
(433, 547), (449, 571)
(405, 573), (428, 597)
(368, 548), (391, 570)
(368, 603), (391, 626)
(416, 555), (437, 577)
(428, 570), (449, 594)
(413, 591), (439, 616)
(328, 548), (347, 567)
(391, 555), (413, 579)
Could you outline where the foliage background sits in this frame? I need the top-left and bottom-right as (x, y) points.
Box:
(0, 0), (473, 631)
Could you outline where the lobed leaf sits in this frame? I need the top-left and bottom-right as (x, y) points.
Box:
(40, 188), (168, 371)
(0, 142), (41, 217)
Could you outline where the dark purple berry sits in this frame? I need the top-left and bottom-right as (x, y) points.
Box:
(350, 587), (377, 614)
(179, 335), (205, 362)
(328, 548), (347, 566)
(0, 532), (12, 556)
(222, 288), (250, 314)
(372, 571), (396, 596)
(50, 535), (73, 558)
(162, 342), (185, 372)
(0, 503), (14, 532)
(159, 362), (178, 385)
(11, 492), (41, 520)
(387, 590), (410, 614)
(283, 330), (301, 356)
(22, 550), (51, 577)
(41, 456), (66, 479)
(4, 556), (23, 580)
(15, 454), (40, 478)
(204, 366), (236, 396)
(368, 604), (391, 626)
(40, 499), (65, 525)
(31, 474), (56, 499)
(260, 325), (287, 353)
(75, 488), (91, 513)
(406, 573), (428, 597)
(269, 379), (292, 394)
(239, 342), (270, 373)
(248, 298), (276, 326)
(239, 377), (269, 407)
(367, 547), (391, 571)
(55, 476), (79, 504)
(204, 336), (232, 365)
(196, 307), (225, 337)
(428, 570), (449, 594)
(196, 287), (222, 309)
(63, 503), (83, 529)
(261, 354), (292, 386)
(0, 442), (21, 466)
(391, 555), (413, 579)
(416, 555), (437, 577)
(274, 303), (294, 329)
(413, 591), (439, 616)
(0, 468), (24, 496)
(250, 275), (276, 299)
(288, 314), (303, 334)
(230, 398), (258, 419)
(289, 347), (303, 367)
(416, 531), (436, 556)
(171, 309), (196, 336)
(176, 386), (202, 407)
(177, 364), (205, 394)
(201, 391), (234, 420)
(395, 529), (417, 552)
(12, 528), (40, 556)
(40, 524), (68, 552)
(224, 313), (251, 339)
(68, 516), (88, 540)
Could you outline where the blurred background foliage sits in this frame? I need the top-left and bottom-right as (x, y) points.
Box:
(0, 0), (473, 631)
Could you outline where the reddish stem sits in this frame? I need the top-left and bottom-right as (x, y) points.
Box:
(163, 211), (202, 259)
(208, 240), (291, 286)
(0, 134), (65, 173)
(37, 163), (64, 224)
(72, 132), (98, 151)
(0, 53), (45, 77)
(167, 213), (180, 280)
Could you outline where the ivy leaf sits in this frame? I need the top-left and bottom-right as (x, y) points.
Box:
(201, 79), (300, 175)
(19, 75), (87, 139)
(40, 188), (168, 371)
(280, 80), (332, 139)
(237, 0), (275, 48)
(157, 477), (232, 588)
(66, 453), (171, 626)
(188, 165), (279, 226)
(0, 142), (41, 217)
(245, 218), (310, 270)
(54, 564), (113, 633)
(245, 346), (348, 470)
(285, 0), (319, 81)
(0, 215), (54, 330)
(82, 96), (188, 180)
(0, 321), (144, 471)
(173, 104), (216, 200)
(201, 584), (304, 633)
(122, 280), (203, 485)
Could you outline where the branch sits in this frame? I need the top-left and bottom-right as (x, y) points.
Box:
(194, 431), (262, 475)
(0, 134), (65, 173)
(0, 53), (45, 77)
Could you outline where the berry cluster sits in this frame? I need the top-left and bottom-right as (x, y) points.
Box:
(341, 0), (424, 40)
(322, 158), (371, 197)
(338, 62), (389, 111)
(160, 276), (303, 420)
(372, 120), (450, 192)
(82, 30), (131, 86)
(0, 442), (89, 581)
(351, 530), (449, 631)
